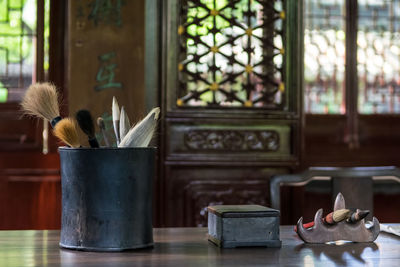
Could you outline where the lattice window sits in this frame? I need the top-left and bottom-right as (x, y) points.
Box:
(305, 0), (400, 114)
(177, 0), (286, 108)
(304, 0), (345, 114)
(358, 0), (400, 114)
(0, 0), (49, 103)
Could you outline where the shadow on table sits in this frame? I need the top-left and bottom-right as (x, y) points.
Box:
(295, 242), (379, 266)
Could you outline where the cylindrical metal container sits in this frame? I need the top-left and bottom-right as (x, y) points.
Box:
(59, 147), (155, 252)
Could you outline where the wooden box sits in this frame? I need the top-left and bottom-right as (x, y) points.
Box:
(207, 205), (281, 248)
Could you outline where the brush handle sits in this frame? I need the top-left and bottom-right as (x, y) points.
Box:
(88, 138), (100, 148)
(100, 128), (111, 147)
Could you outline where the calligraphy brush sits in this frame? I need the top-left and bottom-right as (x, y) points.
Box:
(53, 118), (81, 148)
(21, 82), (61, 127)
(75, 109), (100, 148)
(119, 106), (130, 141)
(347, 209), (370, 223)
(112, 96), (121, 145)
(119, 107), (160, 148)
(97, 117), (110, 147)
(294, 209), (351, 232)
(324, 209), (350, 225)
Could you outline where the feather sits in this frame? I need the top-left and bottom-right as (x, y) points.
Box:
(119, 107), (160, 147)
(112, 96), (121, 145)
(119, 106), (131, 140)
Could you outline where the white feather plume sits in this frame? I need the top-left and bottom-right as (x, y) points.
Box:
(119, 106), (131, 140)
(112, 96), (121, 145)
(119, 107), (160, 147)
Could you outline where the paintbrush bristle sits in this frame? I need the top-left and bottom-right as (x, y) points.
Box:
(53, 118), (80, 148)
(21, 82), (60, 121)
(332, 209), (351, 222)
(119, 107), (160, 148)
(76, 109), (95, 138)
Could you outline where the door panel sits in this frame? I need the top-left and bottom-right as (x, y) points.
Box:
(164, 166), (289, 226)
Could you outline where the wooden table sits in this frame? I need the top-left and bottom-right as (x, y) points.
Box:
(1, 226), (400, 266)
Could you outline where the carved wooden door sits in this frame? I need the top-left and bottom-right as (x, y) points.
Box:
(159, 0), (303, 226)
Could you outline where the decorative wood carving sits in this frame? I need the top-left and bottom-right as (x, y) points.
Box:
(163, 165), (291, 227)
(184, 129), (279, 152)
(183, 180), (269, 227)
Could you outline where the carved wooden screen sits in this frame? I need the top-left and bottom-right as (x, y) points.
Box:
(161, 0), (302, 226)
(176, 0), (286, 109)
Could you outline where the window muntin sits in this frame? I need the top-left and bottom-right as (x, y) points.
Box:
(0, 0), (48, 103)
(358, 0), (400, 114)
(304, 0), (345, 114)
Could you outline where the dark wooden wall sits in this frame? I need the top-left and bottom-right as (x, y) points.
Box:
(67, 1), (146, 131)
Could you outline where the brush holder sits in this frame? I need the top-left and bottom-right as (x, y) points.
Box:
(58, 147), (155, 252)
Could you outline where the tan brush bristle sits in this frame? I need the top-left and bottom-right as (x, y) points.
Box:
(21, 82), (60, 122)
(332, 209), (350, 222)
(53, 118), (80, 148)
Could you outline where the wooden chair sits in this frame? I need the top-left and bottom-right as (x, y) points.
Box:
(269, 166), (400, 217)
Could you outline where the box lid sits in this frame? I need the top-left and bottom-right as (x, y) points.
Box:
(207, 205), (279, 218)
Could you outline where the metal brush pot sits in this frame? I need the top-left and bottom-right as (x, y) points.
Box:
(58, 147), (155, 252)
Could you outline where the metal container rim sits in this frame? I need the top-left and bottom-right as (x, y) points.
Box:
(58, 146), (157, 152)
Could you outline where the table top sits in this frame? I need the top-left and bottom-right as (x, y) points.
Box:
(1, 226), (400, 267)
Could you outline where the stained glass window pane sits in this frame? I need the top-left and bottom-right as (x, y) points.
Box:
(0, 0), (48, 103)
(177, 0), (286, 108)
(304, 0), (346, 114)
(358, 0), (400, 114)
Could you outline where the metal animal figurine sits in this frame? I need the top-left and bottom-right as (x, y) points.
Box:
(296, 193), (380, 243)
